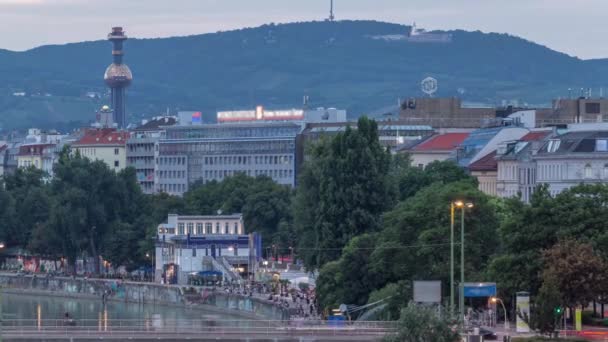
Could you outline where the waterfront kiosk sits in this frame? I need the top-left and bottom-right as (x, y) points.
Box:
(156, 213), (262, 285)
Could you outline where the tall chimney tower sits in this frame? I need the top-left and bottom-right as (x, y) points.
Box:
(104, 27), (133, 129)
(329, 0), (335, 21)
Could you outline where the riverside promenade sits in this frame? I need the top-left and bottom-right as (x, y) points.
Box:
(0, 273), (396, 341)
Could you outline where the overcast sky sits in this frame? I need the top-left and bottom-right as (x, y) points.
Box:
(0, 0), (604, 59)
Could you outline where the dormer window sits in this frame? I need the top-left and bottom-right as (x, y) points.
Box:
(547, 139), (560, 153)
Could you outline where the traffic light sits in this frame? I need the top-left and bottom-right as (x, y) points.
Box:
(554, 306), (563, 315)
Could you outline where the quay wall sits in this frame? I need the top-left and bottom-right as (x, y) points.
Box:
(0, 274), (287, 320)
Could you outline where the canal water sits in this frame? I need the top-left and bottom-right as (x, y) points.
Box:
(1, 292), (253, 329)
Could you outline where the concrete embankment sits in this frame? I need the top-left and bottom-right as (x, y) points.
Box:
(0, 273), (287, 320)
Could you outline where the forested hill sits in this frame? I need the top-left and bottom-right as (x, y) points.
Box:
(0, 20), (605, 131)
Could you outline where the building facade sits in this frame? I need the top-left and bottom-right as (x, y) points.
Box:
(126, 117), (177, 194)
(469, 151), (498, 196)
(72, 129), (129, 172)
(534, 131), (608, 196)
(156, 122), (302, 195)
(495, 131), (551, 202)
(155, 213), (261, 285)
(16, 143), (57, 175)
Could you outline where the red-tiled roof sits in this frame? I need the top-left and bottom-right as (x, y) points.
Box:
(18, 143), (55, 156)
(74, 129), (129, 146)
(412, 133), (469, 152)
(468, 151), (498, 172)
(521, 131), (550, 142)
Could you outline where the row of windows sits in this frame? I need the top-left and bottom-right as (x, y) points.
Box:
(538, 164), (563, 180)
(162, 246), (240, 258)
(19, 159), (38, 167)
(158, 157), (187, 165)
(204, 169), (293, 179)
(127, 156), (154, 165)
(165, 126), (300, 140)
(203, 155), (292, 166)
(538, 163), (608, 180)
(158, 183), (186, 193)
(159, 141), (295, 155)
(172, 221), (242, 235)
(127, 144), (154, 152)
(157, 170), (186, 179)
(79, 148), (97, 156)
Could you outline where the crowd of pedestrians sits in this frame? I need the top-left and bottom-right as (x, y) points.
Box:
(214, 281), (320, 320)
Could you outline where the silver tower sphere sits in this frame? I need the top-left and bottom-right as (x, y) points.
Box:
(104, 63), (133, 88)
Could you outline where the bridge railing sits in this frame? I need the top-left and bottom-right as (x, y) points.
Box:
(0, 319), (397, 336)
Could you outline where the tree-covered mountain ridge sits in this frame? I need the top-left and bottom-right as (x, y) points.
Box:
(0, 20), (605, 131)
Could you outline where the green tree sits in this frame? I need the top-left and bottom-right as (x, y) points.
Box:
(316, 234), (379, 309)
(295, 117), (391, 269)
(384, 303), (459, 342)
(185, 174), (293, 250)
(315, 261), (344, 312)
(393, 160), (474, 201)
(525, 275), (563, 337)
(2, 167), (48, 247)
(488, 183), (608, 301)
(366, 281), (412, 321)
(371, 181), (499, 291)
(542, 239), (607, 309)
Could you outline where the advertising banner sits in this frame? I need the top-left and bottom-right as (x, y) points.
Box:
(516, 292), (530, 333)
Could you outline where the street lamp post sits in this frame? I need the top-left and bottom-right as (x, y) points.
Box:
(450, 202), (457, 314)
(459, 202), (474, 324)
(491, 297), (509, 332)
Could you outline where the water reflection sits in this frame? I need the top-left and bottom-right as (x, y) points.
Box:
(2, 292), (250, 329)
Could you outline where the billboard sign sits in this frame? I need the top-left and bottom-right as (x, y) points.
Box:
(516, 291), (530, 333)
(413, 280), (441, 303)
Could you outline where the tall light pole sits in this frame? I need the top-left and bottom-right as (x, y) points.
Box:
(449, 202), (459, 314)
(491, 297), (509, 332)
(460, 202), (474, 324)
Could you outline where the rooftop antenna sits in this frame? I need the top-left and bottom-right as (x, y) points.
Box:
(329, 0), (335, 21)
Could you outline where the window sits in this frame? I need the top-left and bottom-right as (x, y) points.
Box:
(205, 223), (212, 234)
(114, 160), (119, 168)
(215, 222), (220, 234)
(187, 222), (194, 235)
(597, 139), (608, 152)
(177, 223), (185, 235)
(114, 148), (119, 155)
(225, 222), (229, 234)
(586, 102), (601, 114)
(192, 248), (196, 257)
(547, 140), (560, 153)
(196, 223), (203, 235)
(234, 222), (239, 235)
(584, 164), (593, 179)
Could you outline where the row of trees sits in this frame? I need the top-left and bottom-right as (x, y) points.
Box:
(290, 117), (608, 327)
(0, 148), (295, 273)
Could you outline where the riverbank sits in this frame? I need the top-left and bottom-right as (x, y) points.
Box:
(0, 273), (287, 320)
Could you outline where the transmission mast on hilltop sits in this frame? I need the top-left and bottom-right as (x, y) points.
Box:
(329, 0), (335, 21)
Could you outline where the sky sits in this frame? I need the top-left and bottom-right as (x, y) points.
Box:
(0, 0), (605, 59)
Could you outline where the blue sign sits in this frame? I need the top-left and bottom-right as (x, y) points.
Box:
(463, 283), (497, 297)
